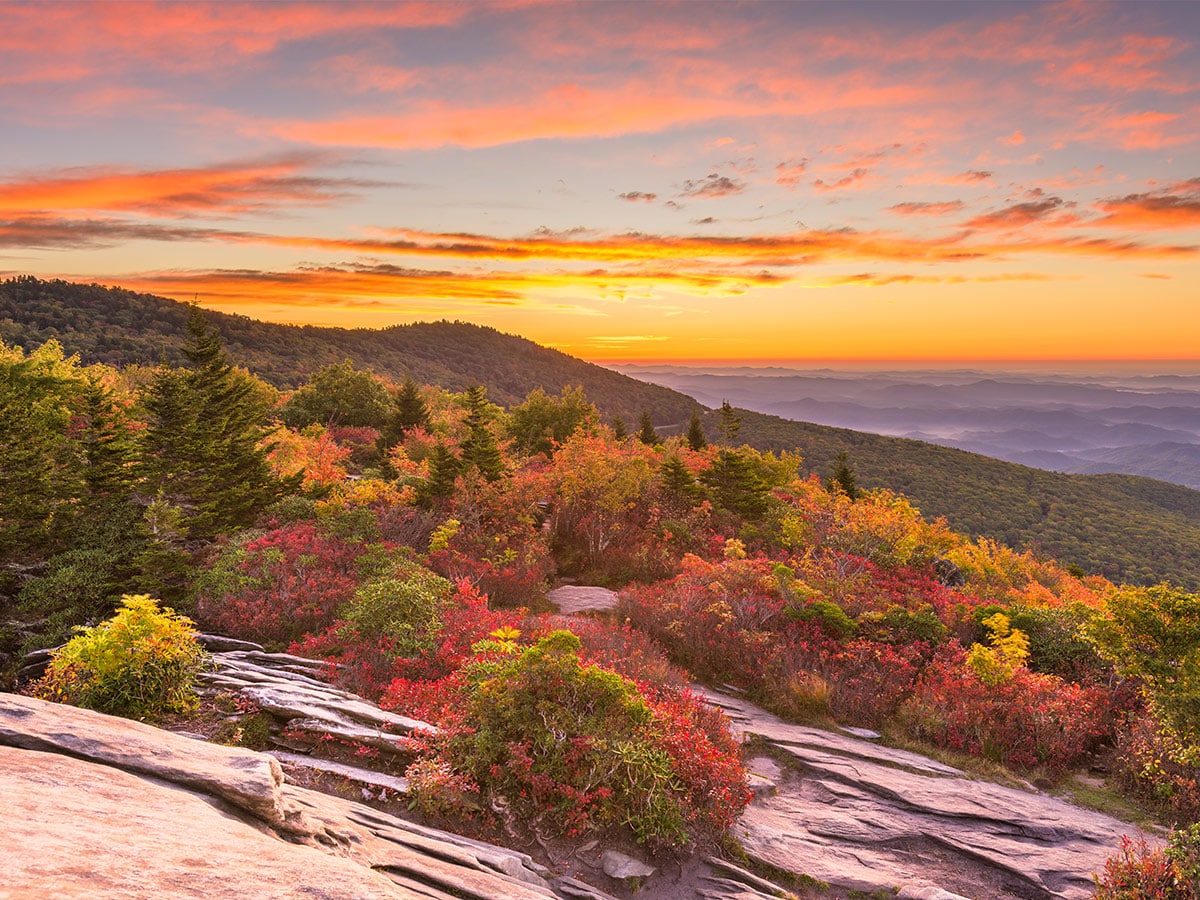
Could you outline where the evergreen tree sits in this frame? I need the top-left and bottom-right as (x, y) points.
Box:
(717, 401), (742, 445)
(421, 443), (462, 505)
(829, 450), (861, 501)
(701, 448), (770, 520)
(459, 384), (504, 481)
(76, 376), (138, 515)
(637, 410), (661, 446)
(611, 416), (628, 440)
(378, 374), (431, 454)
(0, 339), (90, 565)
(139, 308), (284, 539)
(686, 410), (707, 451)
(660, 455), (706, 506)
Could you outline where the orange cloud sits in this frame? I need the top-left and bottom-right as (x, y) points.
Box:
(75, 261), (781, 317)
(945, 170), (993, 185)
(1094, 179), (1200, 230)
(0, 2), (468, 73)
(1074, 106), (1194, 150)
(819, 271), (1055, 288)
(775, 159), (808, 188)
(813, 168), (870, 193)
(0, 156), (389, 218)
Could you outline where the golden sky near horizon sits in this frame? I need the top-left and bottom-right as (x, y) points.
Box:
(1, 0), (1198, 362)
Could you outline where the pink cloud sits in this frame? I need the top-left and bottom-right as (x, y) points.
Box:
(888, 201), (966, 216)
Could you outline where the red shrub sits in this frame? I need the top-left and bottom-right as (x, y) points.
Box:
(898, 643), (1114, 772)
(195, 523), (363, 645)
(1095, 835), (1174, 898)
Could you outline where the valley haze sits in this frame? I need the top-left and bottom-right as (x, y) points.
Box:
(612, 361), (1200, 490)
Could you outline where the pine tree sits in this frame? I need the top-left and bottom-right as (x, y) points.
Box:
(421, 443), (462, 504)
(378, 374), (431, 454)
(139, 307), (284, 539)
(660, 455), (706, 506)
(459, 384), (504, 481)
(702, 448), (770, 519)
(829, 450), (861, 501)
(686, 410), (707, 451)
(717, 401), (742, 445)
(611, 416), (628, 440)
(637, 410), (661, 446)
(77, 376), (137, 514)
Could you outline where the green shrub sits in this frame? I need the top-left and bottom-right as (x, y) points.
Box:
(788, 598), (857, 640)
(32, 594), (207, 721)
(449, 630), (748, 847)
(341, 561), (454, 657)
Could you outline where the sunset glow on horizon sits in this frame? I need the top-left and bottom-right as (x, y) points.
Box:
(2, 1), (1198, 363)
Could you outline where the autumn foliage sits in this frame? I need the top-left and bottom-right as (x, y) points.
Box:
(10, 322), (1200, 856)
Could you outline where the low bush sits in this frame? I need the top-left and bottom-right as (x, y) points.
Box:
(1095, 825), (1200, 899)
(1114, 717), (1200, 825)
(897, 643), (1113, 773)
(193, 523), (363, 645)
(444, 630), (749, 847)
(32, 594), (207, 721)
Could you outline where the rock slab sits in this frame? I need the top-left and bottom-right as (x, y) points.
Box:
(706, 688), (1159, 900)
(0, 694), (568, 900)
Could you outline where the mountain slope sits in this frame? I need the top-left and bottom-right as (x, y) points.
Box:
(0, 277), (697, 426)
(715, 408), (1200, 588)
(5, 275), (1200, 589)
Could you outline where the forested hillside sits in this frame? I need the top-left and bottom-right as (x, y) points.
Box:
(0, 277), (695, 425)
(6, 275), (1200, 588)
(718, 409), (1200, 588)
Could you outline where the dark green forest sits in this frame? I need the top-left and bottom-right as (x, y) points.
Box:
(5, 275), (1200, 589)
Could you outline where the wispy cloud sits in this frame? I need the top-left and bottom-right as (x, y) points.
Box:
(964, 197), (1081, 231)
(814, 168), (871, 193)
(678, 174), (747, 200)
(617, 191), (658, 204)
(0, 155), (394, 218)
(888, 201), (966, 217)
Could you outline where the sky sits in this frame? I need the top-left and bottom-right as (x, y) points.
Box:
(1, 0), (1198, 364)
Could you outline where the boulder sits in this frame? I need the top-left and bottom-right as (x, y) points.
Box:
(600, 850), (656, 882)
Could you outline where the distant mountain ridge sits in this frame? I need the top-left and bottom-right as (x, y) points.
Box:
(5, 275), (1200, 589)
(0, 277), (696, 426)
(616, 363), (1200, 491)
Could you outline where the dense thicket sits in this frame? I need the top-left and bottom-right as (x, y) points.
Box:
(8, 320), (1200, 866)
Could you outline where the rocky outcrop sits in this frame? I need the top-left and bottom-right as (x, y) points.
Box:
(707, 688), (1158, 900)
(0, 693), (595, 900)
(548, 585), (619, 615)
(9, 632), (1160, 900)
(198, 645), (433, 755)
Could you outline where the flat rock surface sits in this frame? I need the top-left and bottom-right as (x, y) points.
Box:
(0, 694), (569, 900)
(547, 585), (618, 615)
(704, 688), (1157, 899)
